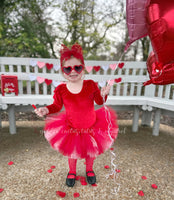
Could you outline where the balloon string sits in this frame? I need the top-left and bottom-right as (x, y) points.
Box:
(103, 96), (120, 195)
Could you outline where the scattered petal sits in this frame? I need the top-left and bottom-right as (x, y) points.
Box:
(47, 169), (52, 173)
(73, 192), (80, 198)
(104, 165), (110, 169)
(110, 148), (114, 151)
(56, 191), (66, 198)
(91, 183), (97, 187)
(142, 176), (147, 180)
(80, 177), (87, 185)
(115, 169), (121, 173)
(81, 181), (87, 186)
(8, 161), (14, 165)
(51, 166), (56, 169)
(75, 176), (81, 181)
(138, 190), (144, 196)
(0, 188), (4, 193)
(151, 184), (158, 189)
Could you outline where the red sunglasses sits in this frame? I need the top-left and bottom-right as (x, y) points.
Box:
(62, 64), (84, 75)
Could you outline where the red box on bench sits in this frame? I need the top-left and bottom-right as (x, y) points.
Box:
(1, 75), (18, 96)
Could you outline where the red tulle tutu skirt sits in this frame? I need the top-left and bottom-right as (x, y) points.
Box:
(44, 107), (118, 159)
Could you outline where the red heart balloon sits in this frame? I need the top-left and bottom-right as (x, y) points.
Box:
(144, 51), (174, 85)
(147, 0), (174, 64)
(45, 79), (52, 85)
(46, 63), (53, 70)
(93, 66), (100, 72)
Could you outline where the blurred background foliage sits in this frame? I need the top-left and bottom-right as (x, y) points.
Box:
(0, 0), (150, 61)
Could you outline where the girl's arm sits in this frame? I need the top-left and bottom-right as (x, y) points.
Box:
(35, 87), (63, 117)
(93, 81), (110, 105)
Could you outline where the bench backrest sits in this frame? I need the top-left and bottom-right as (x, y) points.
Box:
(0, 57), (174, 100)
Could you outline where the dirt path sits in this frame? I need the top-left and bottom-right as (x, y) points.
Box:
(0, 121), (174, 200)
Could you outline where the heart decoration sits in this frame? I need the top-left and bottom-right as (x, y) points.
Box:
(52, 80), (60, 87)
(29, 74), (36, 81)
(37, 76), (45, 84)
(109, 64), (117, 70)
(118, 62), (124, 69)
(46, 63), (53, 70)
(37, 61), (45, 68)
(45, 79), (52, 85)
(30, 60), (37, 67)
(85, 66), (93, 73)
(115, 77), (122, 83)
(53, 65), (60, 71)
(93, 66), (101, 72)
(98, 81), (106, 87)
(107, 79), (115, 86)
(102, 65), (109, 71)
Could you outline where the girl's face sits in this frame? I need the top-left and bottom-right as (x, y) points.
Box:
(62, 57), (84, 82)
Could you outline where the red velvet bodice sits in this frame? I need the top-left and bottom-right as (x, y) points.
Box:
(46, 80), (106, 129)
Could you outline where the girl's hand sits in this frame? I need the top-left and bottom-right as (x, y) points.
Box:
(34, 107), (49, 117)
(101, 85), (111, 97)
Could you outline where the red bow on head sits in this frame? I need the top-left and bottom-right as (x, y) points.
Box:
(60, 43), (84, 67)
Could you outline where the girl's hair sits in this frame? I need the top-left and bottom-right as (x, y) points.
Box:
(60, 43), (84, 67)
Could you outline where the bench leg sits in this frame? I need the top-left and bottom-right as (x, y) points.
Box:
(0, 110), (2, 129)
(141, 111), (152, 127)
(8, 105), (16, 134)
(132, 106), (139, 132)
(153, 108), (161, 136)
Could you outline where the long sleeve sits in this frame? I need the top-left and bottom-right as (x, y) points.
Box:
(46, 87), (63, 114)
(92, 81), (107, 105)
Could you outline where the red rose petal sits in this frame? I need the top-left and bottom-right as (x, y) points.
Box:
(115, 169), (121, 173)
(0, 188), (4, 193)
(81, 181), (87, 185)
(8, 161), (14, 165)
(51, 166), (56, 169)
(138, 190), (144, 196)
(56, 191), (66, 198)
(110, 148), (114, 151)
(92, 183), (97, 187)
(151, 184), (158, 189)
(142, 176), (147, 180)
(104, 165), (110, 169)
(73, 192), (80, 198)
(75, 176), (81, 180)
(80, 177), (87, 185)
(47, 169), (52, 173)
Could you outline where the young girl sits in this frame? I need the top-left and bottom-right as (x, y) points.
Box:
(35, 43), (118, 187)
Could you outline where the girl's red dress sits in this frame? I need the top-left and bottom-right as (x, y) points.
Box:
(44, 80), (118, 159)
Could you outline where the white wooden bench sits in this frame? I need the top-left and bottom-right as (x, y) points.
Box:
(0, 57), (174, 136)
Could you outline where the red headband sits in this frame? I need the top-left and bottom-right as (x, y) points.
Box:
(60, 43), (84, 67)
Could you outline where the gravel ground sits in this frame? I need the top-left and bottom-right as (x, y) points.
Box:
(0, 120), (174, 200)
